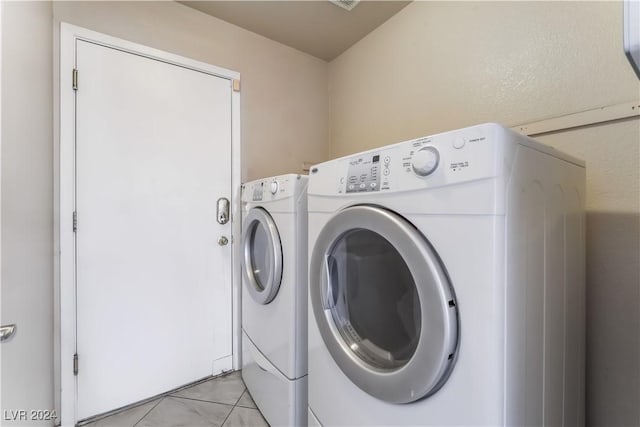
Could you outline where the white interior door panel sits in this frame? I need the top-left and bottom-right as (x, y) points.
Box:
(75, 40), (232, 419)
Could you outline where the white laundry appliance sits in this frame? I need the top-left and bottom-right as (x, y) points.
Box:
(241, 174), (308, 426)
(306, 123), (585, 426)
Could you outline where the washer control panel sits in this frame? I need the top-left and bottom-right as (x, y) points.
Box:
(250, 179), (286, 201)
(323, 124), (500, 195)
(251, 182), (265, 201)
(242, 174), (303, 203)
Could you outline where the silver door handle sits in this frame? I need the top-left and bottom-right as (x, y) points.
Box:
(0, 324), (16, 343)
(217, 197), (230, 225)
(321, 256), (336, 309)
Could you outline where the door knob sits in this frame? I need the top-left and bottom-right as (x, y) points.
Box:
(218, 236), (229, 246)
(0, 324), (16, 343)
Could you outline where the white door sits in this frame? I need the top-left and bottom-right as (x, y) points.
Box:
(75, 40), (233, 420)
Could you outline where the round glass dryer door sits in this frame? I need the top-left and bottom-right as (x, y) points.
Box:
(309, 205), (459, 403)
(242, 207), (283, 305)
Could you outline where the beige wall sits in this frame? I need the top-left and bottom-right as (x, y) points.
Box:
(1, 1), (54, 425)
(328, 1), (637, 156)
(327, 1), (640, 426)
(53, 1), (328, 182)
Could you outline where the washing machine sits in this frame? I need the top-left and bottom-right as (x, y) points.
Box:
(240, 173), (308, 426)
(306, 123), (585, 426)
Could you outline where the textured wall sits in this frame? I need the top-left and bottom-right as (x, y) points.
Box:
(328, 1), (637, 156)
(53, 1), (329, 182)
(327, 1), (640, 425)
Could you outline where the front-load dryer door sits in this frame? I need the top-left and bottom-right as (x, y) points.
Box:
(242, 207), (283, 305)
(310, 205), (459, 404)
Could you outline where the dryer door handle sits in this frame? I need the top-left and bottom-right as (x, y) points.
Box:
(321, 255), (337, 310)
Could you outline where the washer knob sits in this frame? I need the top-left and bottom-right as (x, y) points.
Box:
(270, 180), (279, 194)
(411, 147), (440, 177)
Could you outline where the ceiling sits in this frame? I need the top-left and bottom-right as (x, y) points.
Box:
(179, 1), (411, 61)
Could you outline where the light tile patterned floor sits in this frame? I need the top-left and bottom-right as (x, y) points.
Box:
(83, 371), (269, 427)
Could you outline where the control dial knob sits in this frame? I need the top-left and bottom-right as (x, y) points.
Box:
(411, 146), (440, 177)
(269, 180), (279, 194)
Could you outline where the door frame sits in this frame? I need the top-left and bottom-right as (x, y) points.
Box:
(56, 23), (241, 426)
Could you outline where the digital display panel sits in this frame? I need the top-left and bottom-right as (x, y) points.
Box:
(345, 153), (381, 193)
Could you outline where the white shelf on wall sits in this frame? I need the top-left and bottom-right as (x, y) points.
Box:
(511, 100), (640, 137)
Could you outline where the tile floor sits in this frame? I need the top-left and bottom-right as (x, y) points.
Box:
(83, 371), (268, 427)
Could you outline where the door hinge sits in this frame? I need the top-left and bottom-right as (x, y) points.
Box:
(72, 69), (78, 91)
(73, 353), (78, 376)
(232, 79), (240, 92)
(73, 211), (77, 233)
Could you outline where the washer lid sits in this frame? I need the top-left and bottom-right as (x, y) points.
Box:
(310, 205), (459, 403)
(242, 207), (283, 305)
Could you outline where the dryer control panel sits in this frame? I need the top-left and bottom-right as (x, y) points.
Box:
(311, 123), (506, 195)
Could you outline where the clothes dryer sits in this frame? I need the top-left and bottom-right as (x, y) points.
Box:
(241, 174), (308, 426)
(307, 123), (585, 426)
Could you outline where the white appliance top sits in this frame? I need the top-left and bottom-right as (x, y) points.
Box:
(308, 123), (583, 197)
